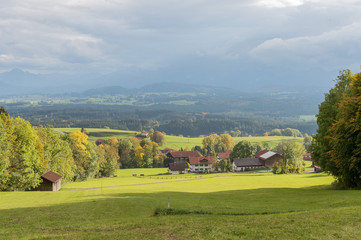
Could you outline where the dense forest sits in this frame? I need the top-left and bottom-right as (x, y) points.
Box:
(2, 105), (317, 137)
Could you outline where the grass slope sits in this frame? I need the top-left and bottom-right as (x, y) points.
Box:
(54, 128), (303, 150)
(1, 169), (361, 239)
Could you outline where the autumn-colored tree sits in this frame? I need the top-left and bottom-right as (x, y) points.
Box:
(202, 134), (219, 156)
(67, 130), (99, 180)
(220, 134), (235, 151)
(327, 72), (361, 188)
(150, 131), (166, 146)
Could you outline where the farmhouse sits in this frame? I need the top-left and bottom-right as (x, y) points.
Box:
(169, 162), (188, 174)
(35, 171), (62, 191)
(232, 150), (282, 172)
(255, 149), (283, 168)
(232, 158), (264, 172)
(167, 151), (201, 164)
(188, 156), (214, 172)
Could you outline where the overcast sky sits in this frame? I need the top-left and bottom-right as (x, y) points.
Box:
(0, 0), (360, 90)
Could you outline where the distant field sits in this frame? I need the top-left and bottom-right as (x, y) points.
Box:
(1, 169), (361, 239)
(55, 127), (138, 141)
(300, 115), (316, 121)
(54, 128), (303, 150)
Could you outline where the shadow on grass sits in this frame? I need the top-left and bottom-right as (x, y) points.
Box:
(1, 186), (361, 239)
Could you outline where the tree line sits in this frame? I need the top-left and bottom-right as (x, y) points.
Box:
(0, 110), (163, 191)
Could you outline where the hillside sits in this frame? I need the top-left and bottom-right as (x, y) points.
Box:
(56, 127), (304, 149)
(1, 169), (361, 239)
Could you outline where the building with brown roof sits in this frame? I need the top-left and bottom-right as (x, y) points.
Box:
(232, 158), (264, 172)
(167, 151), (201, 164)
(188, 156), (214, 172)
(35, 171), (62, 191)
(169, 162), (189, 175)
(232, 150), (282, 172)
(217, 150), (232, 162)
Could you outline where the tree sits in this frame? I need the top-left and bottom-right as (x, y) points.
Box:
(310, 70), (352, 181)
(66, 131), (99, 180)
(202, 134), (219, 156)
(220, 134), (235, 151)
(150, 131), (166, 146)
(270, 129), (282, 136)
(119, 138), (137, 168)
(303, 133), (312, 151)
(0, 106), (8, 115)
(101, 143), (119, 177)
(273, 142), (305, 174)
(0, 113), (14, 189)
(230, 141), (254, 159)
(36, 126), (75, 182)
(6, 118), (47, 190)
(326, 72), (361, 188)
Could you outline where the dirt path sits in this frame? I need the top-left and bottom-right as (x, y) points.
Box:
(71, 176), (219, 191)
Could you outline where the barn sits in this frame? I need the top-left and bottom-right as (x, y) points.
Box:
(36, 171), (62, 191)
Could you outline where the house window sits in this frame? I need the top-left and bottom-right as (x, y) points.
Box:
(195, 164), (199, 166)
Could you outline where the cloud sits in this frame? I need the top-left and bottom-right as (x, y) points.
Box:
(0, 0), (360, 81)
(249, 22), (361, 70)
(254, 0), (305, 8)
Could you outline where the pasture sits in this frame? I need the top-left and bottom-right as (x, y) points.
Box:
(54, 127), (303, 150)
(1, 169), (361, 239)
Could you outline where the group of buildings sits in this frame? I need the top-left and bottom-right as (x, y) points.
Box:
(167, 149), (283, 174)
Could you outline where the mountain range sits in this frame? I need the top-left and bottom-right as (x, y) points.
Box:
(0, 68), (330, 98)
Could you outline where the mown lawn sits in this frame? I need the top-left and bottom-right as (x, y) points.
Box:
(1, 169), (361, 239)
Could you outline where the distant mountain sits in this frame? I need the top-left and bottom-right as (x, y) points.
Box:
(72, 82), (245, 98)
(0, 67), (328, 99)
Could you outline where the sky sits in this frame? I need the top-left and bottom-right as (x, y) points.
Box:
(0, 0), (361, 91)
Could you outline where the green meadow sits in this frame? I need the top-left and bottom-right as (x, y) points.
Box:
(1, 169), (361, 239)
(54, 128), (303, 150)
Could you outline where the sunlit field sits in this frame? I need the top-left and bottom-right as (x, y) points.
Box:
(1, 169), (361, 239)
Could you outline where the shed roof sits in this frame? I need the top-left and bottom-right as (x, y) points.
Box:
(255, 149), (269, 158)
(189, 156), (214, 165)
(233, 158), (264, 167)
(168, 151), (201, 158)
(41, 171), (62, 183)
(169, 162), (188, 171)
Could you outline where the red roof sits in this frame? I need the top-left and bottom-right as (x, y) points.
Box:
(255, 149), (269, 158)
(41, 171), (62, 183)
(217, 150), (232, 159)
(303, 152), (312, 160)
(189, 156), (214, 165)
(168, 151), (201, 158)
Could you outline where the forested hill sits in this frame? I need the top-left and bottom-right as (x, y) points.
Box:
(0, 82), (319, 136)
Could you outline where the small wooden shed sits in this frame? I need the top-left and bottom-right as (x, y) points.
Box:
(36, 171), (62, 191)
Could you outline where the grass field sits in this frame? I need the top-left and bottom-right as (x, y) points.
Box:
(1, 169), (361, 239)
(54, 128), (303, 150)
